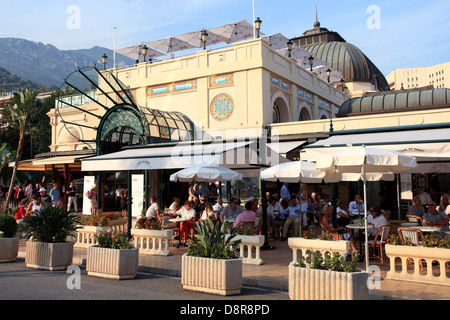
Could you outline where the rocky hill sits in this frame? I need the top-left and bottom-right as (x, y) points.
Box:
(0, 38), (134, 88)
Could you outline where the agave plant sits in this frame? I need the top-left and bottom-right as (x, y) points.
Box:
(22, 204), (79, 243)
(187, 218), (241, 260)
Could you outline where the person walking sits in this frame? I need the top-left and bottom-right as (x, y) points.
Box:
(49, 183), (60, 207)
(66, 181), (78, 213)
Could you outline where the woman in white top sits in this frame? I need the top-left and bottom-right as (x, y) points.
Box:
(26, 195), (43, 216)
(199, 202), (217, 221)
(438, 195), (450, 216)
(367, 206), (388, 239)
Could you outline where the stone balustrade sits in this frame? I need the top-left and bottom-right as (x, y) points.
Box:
(227, 234), (265, 265)
(288, 238), (350, 264)
(74, 217), (128, 248)
(386, 245), (450, 286)
(131, 228), (174, 256)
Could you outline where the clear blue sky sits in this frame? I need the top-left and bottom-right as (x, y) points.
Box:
(0, 0), (449, 77)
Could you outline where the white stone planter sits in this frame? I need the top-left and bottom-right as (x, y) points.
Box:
(0, 237), (19, 263)
(87, 246), (139, 280)
(131, 228), (173, 256)
(385, 244), (450, 286)
(288, 237), (350, 263)
(181, 254), (242, 296)
(289, 262), (369, 300)
(74, 226), (110, 248)
(25, 241), (74, 271)
(231, 234), (265, 265)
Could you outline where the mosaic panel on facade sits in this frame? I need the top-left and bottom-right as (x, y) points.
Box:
(210, 93), (234, 122)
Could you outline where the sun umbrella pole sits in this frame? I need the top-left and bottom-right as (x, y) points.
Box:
(362, 164), (369, 271)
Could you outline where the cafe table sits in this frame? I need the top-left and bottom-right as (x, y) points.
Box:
(169, 217), (190, 248)
(346, 222), (374, 256)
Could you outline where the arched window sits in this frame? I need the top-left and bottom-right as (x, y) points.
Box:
(272, 103), (281, 124)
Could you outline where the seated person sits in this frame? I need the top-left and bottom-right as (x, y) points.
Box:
(281, 198), (304, 240)
(321, 204), (358, 258)
(233, 201), (256, 228)
(408, 196), (424, 218)
(423, 201), (449, 239)
(176, 200), (197, 247)
(348, 195), (364, 218)
(220, 197), (244, 223)
(335, 201), (352, 227)
(367, 206), (388, 240)
(15, 199), (28, 224)
(199, 202), (217, 222)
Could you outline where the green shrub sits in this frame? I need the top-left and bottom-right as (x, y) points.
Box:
(187, 218), (241, 260)
(0, 214), (18, 238)
(22, 205), (79, 243)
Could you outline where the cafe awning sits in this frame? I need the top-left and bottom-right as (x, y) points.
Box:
(302, 127), (450, 173)
(81, 140), (289, 172)
(10, 154), (92, 171)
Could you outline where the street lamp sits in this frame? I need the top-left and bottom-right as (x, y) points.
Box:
(201, 30), (208, 50)
(308, 55), (314, 72)
(102, 54), (108, 70)
(287, 40), (293, 58)
(326, 68), (332, 83)
(255, 17), (262, 38)
(142, 45), (148, 62)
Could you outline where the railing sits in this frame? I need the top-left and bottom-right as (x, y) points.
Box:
(288, 237), (350, 264)
(131, 228), (174, 256)
(386, 245), (450, 286)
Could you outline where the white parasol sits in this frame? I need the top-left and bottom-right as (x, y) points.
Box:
(170, 166), (243, 183)
(209, 20), (256, 44)
(115, 44), (164, 61)
(144, 37), (196, 54)
(315, 146), (417, 270)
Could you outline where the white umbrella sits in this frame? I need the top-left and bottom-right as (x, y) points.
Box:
(115, 45), (164, 61)
(176, 29), (224, 49)
(260, 161), (396, 183)
(144, 37), (196, 54)
(315, 146), (417, 270)
(209, 20), (256, 44)
(263, 33), (291, 51)
(170, 166), (243, 183)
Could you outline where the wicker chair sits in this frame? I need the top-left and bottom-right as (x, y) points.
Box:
(366, 225), (392, 264)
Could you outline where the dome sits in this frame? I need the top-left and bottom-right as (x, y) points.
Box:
(338, 88), (450, 117)
(303, 41), (389, 91)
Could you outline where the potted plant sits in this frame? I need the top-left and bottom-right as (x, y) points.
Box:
(22, 205), (79, 271)
(289, 251), (369, 300)
(0, 213), (19, 263)
(86, 230), (139, 280)
(182, 218), (242, 296)
(132, 219), (174, 256)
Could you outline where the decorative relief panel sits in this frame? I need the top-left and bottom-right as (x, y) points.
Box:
(209, 74), (234, 88)
(147, 80), (197, 97)
(210, 93), (234, 122)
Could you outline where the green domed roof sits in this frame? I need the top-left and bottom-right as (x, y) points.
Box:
(303, 41), (389, 91)
(338, 88), (450, 117)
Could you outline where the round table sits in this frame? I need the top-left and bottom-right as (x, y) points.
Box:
(346, 224), (374, 256)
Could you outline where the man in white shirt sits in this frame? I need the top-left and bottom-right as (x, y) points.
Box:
(212, 198), (223, 214)
(177, 200), (197, 247)
(146, 197), (161, 220)
(419, 188), (432, 207)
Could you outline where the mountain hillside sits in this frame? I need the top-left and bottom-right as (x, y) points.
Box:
(0, 38), (134, 87)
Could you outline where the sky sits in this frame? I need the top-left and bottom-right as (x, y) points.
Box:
(0, 0), (449, 77)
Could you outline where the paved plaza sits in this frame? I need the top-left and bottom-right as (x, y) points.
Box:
(14, 223), (450, 301)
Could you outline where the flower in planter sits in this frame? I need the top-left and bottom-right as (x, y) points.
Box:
(236, 226), (256, 236)
(95, 230), (133, 250)
(387, 234), (402, 246)
(303, 229), (314, 239)
(78, 213), (122, 227)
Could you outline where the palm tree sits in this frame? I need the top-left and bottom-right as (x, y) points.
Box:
(4, 88), (39, 207)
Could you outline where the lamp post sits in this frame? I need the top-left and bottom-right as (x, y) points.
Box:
(287, 40), (293, 58)
(326, 68), (331, 83)
(255, 17), (262, 38)
(102, 54), (108, 70)
(308, 55), (314, 72)
(201, 30), (208, 50)
(142, 45), (148, 62)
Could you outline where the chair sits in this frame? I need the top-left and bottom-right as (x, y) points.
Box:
(406, 215), (423, 226)
(398, 227), (425, 270)
(366, 225), (392, 264)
